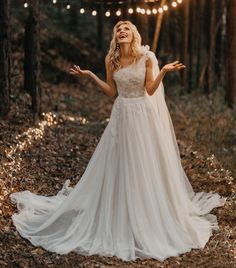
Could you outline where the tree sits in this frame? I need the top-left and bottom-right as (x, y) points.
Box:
(181, 0), (189, 92)
(226, 0), (236, 107)
(206, 0), (216, 94)
(151, 0), (166, 53)
(0, 0), (11, 118)
(24, 0), (41, 119)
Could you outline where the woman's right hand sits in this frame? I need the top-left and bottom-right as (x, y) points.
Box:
(69, 65), (91, 77)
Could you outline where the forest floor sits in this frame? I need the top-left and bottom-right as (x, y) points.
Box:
(0, 77), (235, 268)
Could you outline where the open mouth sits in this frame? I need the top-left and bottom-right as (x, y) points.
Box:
(119, 33), (128, 39)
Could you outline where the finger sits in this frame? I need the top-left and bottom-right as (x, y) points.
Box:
(69, 70), (78, 75)
(69, 69), (77, 73)
(177, 66), (186, 70)
(175, 64), (185, 69)
(172, 61), (179, 65)
(69, 71), (77, 75)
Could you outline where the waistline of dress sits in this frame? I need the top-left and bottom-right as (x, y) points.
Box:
(116, 94), (147, 102)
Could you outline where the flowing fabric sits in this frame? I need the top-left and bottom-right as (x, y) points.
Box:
(10, 45), (226, 262)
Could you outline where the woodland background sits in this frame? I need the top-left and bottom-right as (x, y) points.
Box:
(0, 0), (235, 267)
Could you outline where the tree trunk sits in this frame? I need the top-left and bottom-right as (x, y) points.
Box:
(0, 0), (11, 118)
(24, 0), (41, 118)
(188, 0), (198, 92)
(206, 0), (216, 94)
(181, 0), (189, 92)
(226, 0), (236, 107)
(215, 0), (227, 90)
(97, 4), (104, 51)
(196, 0), (204, 90)
(151, 0), (165, 53)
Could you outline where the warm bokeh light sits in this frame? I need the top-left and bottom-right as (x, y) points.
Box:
(152, 8), (157, 14)
(92, 10), (97, 16)
(116, 10), (121, 16)
(80, 8), (85, 13)
(105, 10), (111, 17)
(172, 1), (177, 7)
(140, 8), (145, 14)
(163, 5), (169, 11)
(128, 8), (134, 14)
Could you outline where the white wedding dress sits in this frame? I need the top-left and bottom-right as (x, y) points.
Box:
(10, 46), (226, 262)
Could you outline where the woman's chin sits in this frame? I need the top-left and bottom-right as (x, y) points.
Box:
(118, 40), (132, 45)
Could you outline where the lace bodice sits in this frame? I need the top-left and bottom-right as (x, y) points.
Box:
(113, 45), (152, 98)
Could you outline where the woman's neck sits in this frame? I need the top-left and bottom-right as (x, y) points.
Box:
(119, 43), (132, 58)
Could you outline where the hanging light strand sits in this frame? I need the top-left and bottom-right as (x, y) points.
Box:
(22, 0), (183, 16)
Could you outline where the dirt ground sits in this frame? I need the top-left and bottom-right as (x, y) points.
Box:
(0, 79), (235, 268)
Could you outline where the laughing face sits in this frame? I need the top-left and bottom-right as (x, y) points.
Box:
(116, 23), (133, 44)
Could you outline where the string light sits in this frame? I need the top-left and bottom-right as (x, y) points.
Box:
(140, 8), (145, 14)
(172, 1), (177, 7)
(22, 1), (183, 16)
(105, 10), (111, 17)
(116, 9), (121, 16)
(163, 5), (168, 11)
(80, 8), (85, 14)
(152, 8), (157, 14)
(128, 8), (134, 14)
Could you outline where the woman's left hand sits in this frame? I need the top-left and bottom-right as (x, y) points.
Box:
(161, 61), (186, 73)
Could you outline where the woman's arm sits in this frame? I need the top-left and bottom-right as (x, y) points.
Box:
(145, 58), (185, 96)
(69, 57), (117, 97)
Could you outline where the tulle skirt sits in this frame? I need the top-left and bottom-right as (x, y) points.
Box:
(10, 94), (226, 261)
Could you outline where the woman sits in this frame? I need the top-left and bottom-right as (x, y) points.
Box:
(10, 21), (226, 262)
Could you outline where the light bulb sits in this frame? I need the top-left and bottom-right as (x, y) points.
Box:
(116, 10), (121, 16)
(80, 8), (85, 14)
(152, 8), (157, 14)
(163, 5), (168, 11)
(172, 1), (177, 7)
(140, 8), (145, 14)
(105, 11), (111, 17)
(128, 8), (134, 14)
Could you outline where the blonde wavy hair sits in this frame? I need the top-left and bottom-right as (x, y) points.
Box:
(106, 20), (142, 71)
